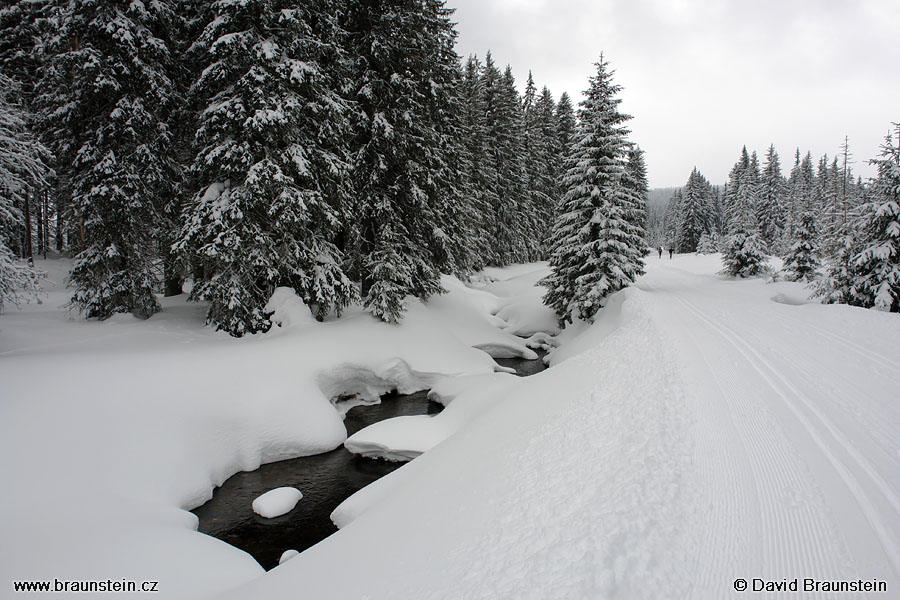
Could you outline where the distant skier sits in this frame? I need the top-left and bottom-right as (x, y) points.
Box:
(657, 246), (662, 259)
(669, 248), (674, 259)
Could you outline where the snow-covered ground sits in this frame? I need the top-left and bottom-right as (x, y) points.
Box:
(0, 257), (544, 598)
(2, 253), (898, 598)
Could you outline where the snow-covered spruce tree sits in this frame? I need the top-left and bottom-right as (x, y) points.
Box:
(696, 232), (718, 254)
(850, 128), (900, 312)
(662, 189), (682, 249)
(344, 0), (463, 322)
(477, 55), (530, 265)
(0, 73), (47, 311)
(720, 147), (770, 278)
(522, 71), (538, 179)
(0, 3), (47, 92)
(757, 144), (787, 253)
(555, 92), (576, 159)
(500, 65), (535, 262)
(785, 150), (800, 239)
(178, 0), (356, 335)
(785, 149), (815, 242)
(723, 146), (760, 235)
(457, 54), (494, 269)
(826, 155), (866, 256)
(537, 85), (563, 183)
(675, 167), (715, 252)
(555, 91), (576, 208)
(529, 85), (562, 252)
(818, 155), (839, 245)
(37, 0), (180, 319)
(781, 211), (820, 282)
(711, 184), (725, 236)
(402, 8), (470, 279)
(622, 145), (649, 242)
(720, 229), (769, 277)
(542, 56), (644, 325)
(813, 228), (863, 305)
(837, 137), (855, 225)
(0, 3), (44, 262)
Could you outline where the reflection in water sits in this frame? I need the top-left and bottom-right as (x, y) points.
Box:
(192, 352), (546, 570)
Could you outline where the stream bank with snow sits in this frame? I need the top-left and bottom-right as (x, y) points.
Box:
(0, 259), (557, 598)
(193, 351), (546, 570)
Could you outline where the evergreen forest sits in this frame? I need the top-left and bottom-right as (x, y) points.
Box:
(656, 136), (899, 311)
(1, 0), (897, 332)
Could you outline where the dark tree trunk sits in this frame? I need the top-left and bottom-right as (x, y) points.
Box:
(359, 215), (376, 297)
(162, 241), (184, 297)
(164, 272), (183, 297)
(36, 190), (44, 257)
(43, 190), (49, 258)
(56, 193), (64, 252)
(23, 189), (34, 265)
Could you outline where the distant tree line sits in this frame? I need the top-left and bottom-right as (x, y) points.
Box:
(662, 134), (900, 311)
(0, 0), (648, 332)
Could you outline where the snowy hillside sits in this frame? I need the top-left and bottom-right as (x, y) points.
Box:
(2, 254), (898, 598)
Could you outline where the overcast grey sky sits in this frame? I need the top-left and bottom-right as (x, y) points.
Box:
(446, 0), (899, 188)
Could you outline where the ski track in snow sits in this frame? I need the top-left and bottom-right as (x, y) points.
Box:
(639, 262), (900, 597)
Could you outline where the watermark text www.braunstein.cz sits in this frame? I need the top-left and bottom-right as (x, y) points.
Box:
(733, 577), (888, 593)
(13, 578), (159, 593)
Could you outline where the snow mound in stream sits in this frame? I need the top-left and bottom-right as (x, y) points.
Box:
(343, 416), (438, 462)
(252, 487), (303, 518)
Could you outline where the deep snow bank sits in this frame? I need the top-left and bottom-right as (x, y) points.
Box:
(342, 372), (520, 462)
(339, 268), (559, 463)
(476, 263), (561, 337)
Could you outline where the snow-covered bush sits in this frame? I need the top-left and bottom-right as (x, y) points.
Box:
(0, 247), (43, 312)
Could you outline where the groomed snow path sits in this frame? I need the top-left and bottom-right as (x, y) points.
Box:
(226, 256), (899, 599)
(638, 258), (900, 597)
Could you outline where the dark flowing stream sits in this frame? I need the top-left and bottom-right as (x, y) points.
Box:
(192, 351), (546, 570)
